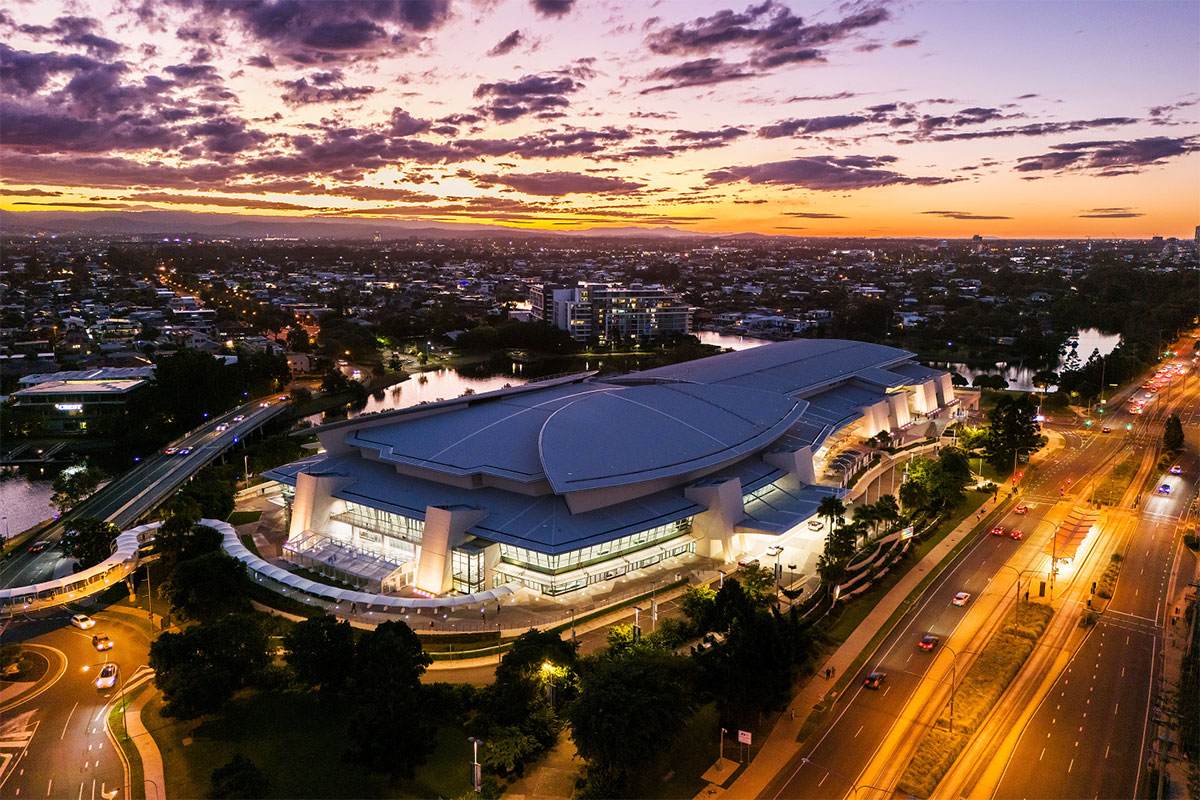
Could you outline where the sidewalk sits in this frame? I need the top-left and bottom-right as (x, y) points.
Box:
(107, 675), (166, 800)
(699, 493), (1008, 799)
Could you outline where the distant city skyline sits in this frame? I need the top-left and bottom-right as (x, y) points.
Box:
(1, 0), (1197, 237)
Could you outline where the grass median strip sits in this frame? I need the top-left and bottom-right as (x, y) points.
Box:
(1094, 454), (1139, 506)
(897, 601), (1055, 798)
(1096, 553), (1123, 599)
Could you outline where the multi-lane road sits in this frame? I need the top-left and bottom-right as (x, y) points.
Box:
(761, 348), (1197, 800)
(0, 607), (153, 800)
(0, 397), (287, 592)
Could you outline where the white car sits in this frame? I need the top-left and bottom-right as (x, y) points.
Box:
(232, 415), (245, 422)
(807, 520), (824, 531)
(93, 663), (118, 690)
(215, 423), (228, 432)
(71, 613), (96, 629)
(952, 592), (971, 607)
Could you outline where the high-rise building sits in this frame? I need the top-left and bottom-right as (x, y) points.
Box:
(528, 281), (692, 343)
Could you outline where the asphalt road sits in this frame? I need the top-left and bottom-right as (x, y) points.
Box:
(992, 370), (1198, 800)
(0, 606), (152, 800)
(0, 397), (286, 592)
(759, 368), (1178, 799)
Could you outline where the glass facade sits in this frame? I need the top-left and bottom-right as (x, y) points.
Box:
(499, 517), (692, 575)
(330, 502), (424, 562)
(452, 542), (487, 594)
(494, 535), (695, 596)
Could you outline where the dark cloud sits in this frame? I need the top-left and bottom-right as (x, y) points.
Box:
(758, 114), (869, 138)
(0, 187), (64, 196)
(788, 91), (861, 102)
(488, 30), (523, 56)
(247, 54), (275, 69)
(122, 192), (323, 211)
(17, 15), (124, 58)
(645, 1), (889, 71)
(389, 107), (432, 136)
(1078, 210), (1143, 218)
(477, 171), (645, 195)
(706, 155), (955, 191)
(1015, 136), (1199, 175)
(670, 127), (748, 142)
(1148, 97), (1199, 118)
(640, 58), (755, 94)
(782, 211), (847, 218)
(474, 72), (582, 121)
(279, 71), (376, 105)
(893, 37), (920, 47)
(0, 43), (107, 94)
(186, 117), (268, 154)
(927, 116), (1139, 142)
(0, 102), (182, 153)
(532, 0), (575, 17)
(920, 210), (1012, 220)
(163, 63), (220, 84)
(14, 201), (134, 209)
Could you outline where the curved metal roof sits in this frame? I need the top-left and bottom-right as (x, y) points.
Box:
(539, 382), (807, 494)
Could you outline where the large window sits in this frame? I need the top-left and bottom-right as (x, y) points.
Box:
(493, 538), (695, 596)
(452, 543), (487, 594)
(498, 517), (693, 576)
(332, 502), (425, 543)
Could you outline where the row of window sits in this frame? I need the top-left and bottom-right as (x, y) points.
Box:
(333, 502), (426, 544)
(499, 517), (693, 575)
(494, 540), (696, 596)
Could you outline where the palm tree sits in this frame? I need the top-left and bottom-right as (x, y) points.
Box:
(875, 494), (901, 533)
(854, 502), (880, 541)
(817, 496), (846, 533)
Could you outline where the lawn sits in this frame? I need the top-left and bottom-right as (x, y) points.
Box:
(227, 510), (263, 526)
(146, 688), (473, 799)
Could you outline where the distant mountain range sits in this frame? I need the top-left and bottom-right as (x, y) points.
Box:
(0, 208), (782, 240)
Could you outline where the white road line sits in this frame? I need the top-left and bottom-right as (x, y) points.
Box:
(1039, 748), (1045, 761)
(855, 725), (863, 738)
(60, 702), (79, 741)
(1069, 758), (1075, 773)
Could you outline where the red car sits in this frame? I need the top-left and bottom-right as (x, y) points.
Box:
(990, 526), (1005, 536)
(1010, 530), (1024, 540)
(1014, 505), (1028, 515)
(919, 634), (939, 650)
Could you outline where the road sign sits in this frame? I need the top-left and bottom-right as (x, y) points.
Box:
(738, 730), (752, 745)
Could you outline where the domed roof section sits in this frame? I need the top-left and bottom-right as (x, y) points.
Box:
(539, 382), (806, 494)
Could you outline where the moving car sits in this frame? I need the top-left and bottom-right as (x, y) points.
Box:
(163, 447), (177, 455)
(92, 633), (113, 651)
(1010, 529), (1024, 540)
(807, 520), (824, 531)
(1101, 426), (1111, 433)
(71, 613), (96, 629)
(990, 526), (1005, 536)
(918, 634), (939, 650)
(259, 401), (270, 408)
(863, 671), (886, 689)
(28, 540), (50, 553)
(1170, 466), (1183, 475)
(232, 415), (245, 422)
(93, 663), (118, 690)
(1014, 505), (1028, 515)
(215, 423), (228, 432)
(177, 447), (192, 455)
(1157, 484), (1171, 494)
(952, 592), (971, 606)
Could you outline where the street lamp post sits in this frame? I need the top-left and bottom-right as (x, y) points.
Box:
(719, 727), (727, 764)
(467, 737), (482, 794)
(932, 642), (980, 734)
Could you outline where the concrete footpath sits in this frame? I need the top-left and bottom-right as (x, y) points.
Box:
(699, 492), (1008, 800)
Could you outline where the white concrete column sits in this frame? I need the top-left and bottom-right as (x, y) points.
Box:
(936, 373), (954, 407)
(888, 392), (911, 429)
(684, 478), (746, 561)
(764, 446), (816, 484)
(288, 471), (354, 543)
(415, 505), (489, 596)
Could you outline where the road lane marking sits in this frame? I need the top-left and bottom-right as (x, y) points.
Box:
(818, 774), (827, 787)
(61, 702), (79, 741)
(1115, 703), (1119, 714)
(1039, 748), (1045, 761)
(1106, 745), (1110, 758)
(855, 725), (863, 738)
(1069, 758), (1075, 773)
(46, 780), (52, 796)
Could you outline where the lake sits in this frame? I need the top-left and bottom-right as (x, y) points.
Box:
(940, 328), (1122, 391)
(0, 471), (56, 539)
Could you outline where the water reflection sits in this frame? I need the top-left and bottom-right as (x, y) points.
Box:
(0, 470), (55, 539)
(941, 328), (1122, 391)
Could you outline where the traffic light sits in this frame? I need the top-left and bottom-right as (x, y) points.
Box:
(1085, 420), (1093, 426)
(1018, 472), (1024, 479)
(1126, 423), (1132, 430)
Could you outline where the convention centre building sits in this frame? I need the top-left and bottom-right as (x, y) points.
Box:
(265, 339), (956, 599)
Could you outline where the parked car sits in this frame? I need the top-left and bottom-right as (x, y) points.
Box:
(863, 671), (886, 689)
(918, 634), (939, 650)
(92, 633), (113, 651)
(71, 613), (96, 629)
(93, 663), (118, 690)
(952, 592), (971, 606)
(807, 520), (824, 531)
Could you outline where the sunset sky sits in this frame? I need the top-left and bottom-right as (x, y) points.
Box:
(2, 0), (1197, 237)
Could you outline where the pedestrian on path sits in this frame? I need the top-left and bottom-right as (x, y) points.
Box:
(825, 667), (831, 680)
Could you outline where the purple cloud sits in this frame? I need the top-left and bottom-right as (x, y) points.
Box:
(640, 58), (756, 94)
(279, 72), (376, 105)
(1015, 136), (1199, 174)
(920, 210), (1012, 220)
(706, 155), (955, 190)
(474, 72), (582, 121)
(478, 171), (645, 195)
(532, 0), (575, 17)
(489, 30), (524, 56)
(758, 115), (869, 138)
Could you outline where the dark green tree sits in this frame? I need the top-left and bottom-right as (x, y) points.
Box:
(284, 614), (354, 694)
(566, 649), (697, 796)
(62, 518), (119, 569)
(149, 615), (269, 719)
(210, 753), (270, 799)
(346, 620), (433, 777)
(1164, 413), (1185, 454)
(51, 464), (102, 513)
(983, 394), (1042, 472)
(161, 552), (250, 622)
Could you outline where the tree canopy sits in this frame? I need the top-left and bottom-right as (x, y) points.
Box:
(62, 517), (119, 569)
(149, 614), (269, 719)
(982, 394), (1042, 471)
